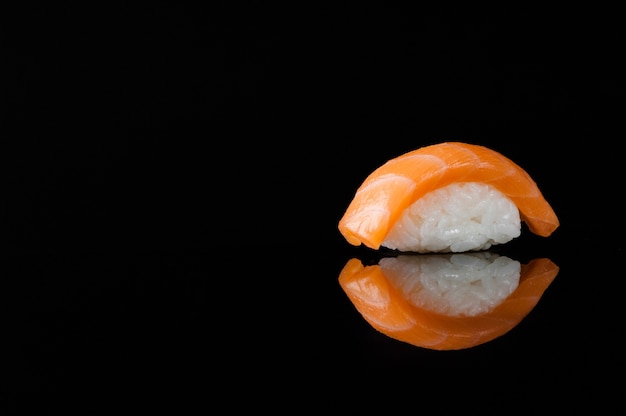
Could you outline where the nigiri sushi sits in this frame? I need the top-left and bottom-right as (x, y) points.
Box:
(338, 254), (559, 350)
(338, 142), (559, 252)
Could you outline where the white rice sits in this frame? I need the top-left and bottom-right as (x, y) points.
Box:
(379, 252), (521, 317)
(382, 182), (521, 253)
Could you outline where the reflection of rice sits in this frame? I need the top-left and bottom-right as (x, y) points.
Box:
(379, 252), (521, 317)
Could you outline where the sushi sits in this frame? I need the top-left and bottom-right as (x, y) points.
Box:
(338, 253), (559, 350)
(338, 142), (559, 252)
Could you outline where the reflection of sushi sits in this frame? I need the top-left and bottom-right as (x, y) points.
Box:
(338, 253), (559, 350)
(338, 142), (559, 252)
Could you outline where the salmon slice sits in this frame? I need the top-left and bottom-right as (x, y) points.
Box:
(338, 142), (559, 250)
(338, 256), (559, 351)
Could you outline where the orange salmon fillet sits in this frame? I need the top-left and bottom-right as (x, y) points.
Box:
(338, 142), (559, 250)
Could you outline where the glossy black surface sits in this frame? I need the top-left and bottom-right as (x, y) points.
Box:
(2, 2), (624, 409)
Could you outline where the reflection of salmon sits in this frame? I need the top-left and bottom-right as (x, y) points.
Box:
(338, 257), (559, 351)
(338, 142), (560, 250)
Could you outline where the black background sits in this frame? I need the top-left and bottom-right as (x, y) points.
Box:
(2, 3), (624, 410)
